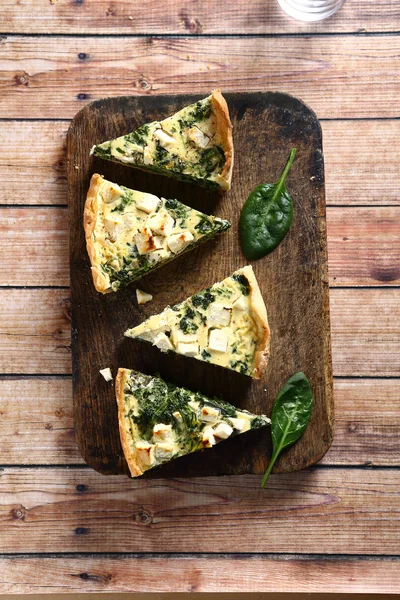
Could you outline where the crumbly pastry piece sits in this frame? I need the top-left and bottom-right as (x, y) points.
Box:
(116, 369), (270, 477)
(84, 174), (230, 293)
(90, 90), (234, 190)
(125, 266), (270, 379)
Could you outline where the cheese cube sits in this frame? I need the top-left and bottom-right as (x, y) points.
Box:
(171, 329), (198, 346)
(154, 442), (174, 461)
(167, 231), (194, 254)
(147, 209), (174, 237)
(123, 212), (137, 228)
(187, 126), (210, 149)
(208, 304), (231, 327)
(136, 289), (153, 305)
(202, 425), (216, 448)
(147, 249), (169, 264)
(153, 423), (173, 442)
(233, 296), (247, 311)
(153, 332), (174, 352)
(229, 417), (247, 432)
(208, 329), (228, 353)
(143, 147), (154, 165)
(154, 128), (176, 147)
(213, 422), (233, 439)
(134, 228), (164, 254)
(101, 181), (123, 203)
(134, 192), (159, 213)
(104, 214), (124, 242)
(200, 405), (220, 423)
(99, 367), (112, 382)
(176, 341), (199, 357)
(173, 411), (182, 421)
(135, 441), (155, 467)
(188, 400), (200, 413)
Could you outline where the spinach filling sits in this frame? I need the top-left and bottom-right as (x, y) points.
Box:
(191, 289), (215, 310)
(231, 273), (250, 296)
(179, 307), (199, 334)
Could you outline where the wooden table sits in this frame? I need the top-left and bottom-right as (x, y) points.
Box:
(0, 0), (399, 594)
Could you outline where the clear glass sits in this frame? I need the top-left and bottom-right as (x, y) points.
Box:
(277, 0), (345, 22)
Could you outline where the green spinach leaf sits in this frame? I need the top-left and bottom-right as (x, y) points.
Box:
(240, 148), (296, 260)
(261, 371), (312, 488)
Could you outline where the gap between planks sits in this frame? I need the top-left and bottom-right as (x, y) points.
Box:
(1, 36), (399, 119)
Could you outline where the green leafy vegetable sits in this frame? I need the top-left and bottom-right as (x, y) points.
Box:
(261, 371), (312, 488)
(240, 148), (296, 260)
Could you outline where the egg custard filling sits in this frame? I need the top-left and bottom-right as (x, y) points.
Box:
(125, 266), (270, 379)
(90, 90), (233, 190)
(116, 369), (270, 477)
(84, 174), (230, 293)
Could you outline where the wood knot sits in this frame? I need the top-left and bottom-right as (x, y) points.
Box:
(55, 408), (65, 418)
(44, 423), (53, 430)
(75, 527), (90, 535)
(77, 93), (90, 100)
(52, 159), (65, 172)
(76, 484), (87, 493)
(135, 510), (152, 525)
(11, 506), (26, 520)
(180, 9), (203, 33)
(138, 78), (150, 91)
(348, 423), (357, 433)
(15, 72), (29, 86)
(106, 7), (115, 16)
(78, 52), (88, 60)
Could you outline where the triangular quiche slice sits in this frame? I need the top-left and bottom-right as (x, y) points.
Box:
(125, 266), (270, 379)
(90, 89), (233, 190)
(116, 369), (270, 477)
(84, 174), (230, 293)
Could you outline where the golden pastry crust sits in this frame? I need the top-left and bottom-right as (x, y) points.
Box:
(240, 265), (271, 379)
(211, 89), (234, 191)
(83, 173), (111, 294)
(115, 368), (143, 477)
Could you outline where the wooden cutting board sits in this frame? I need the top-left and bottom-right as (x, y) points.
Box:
(67, 92), (333, 478)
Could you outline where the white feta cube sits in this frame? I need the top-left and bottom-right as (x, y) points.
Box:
(208, 329), (228, 353)
(176, 341), (199, 357)
(143, 147), (154, 165)
(136, 289), (153, 305)
(173, 411), (182, 421)
(134, 192), (159, 214)
(135, 441), (155, 467)
(147, 249), (169, 264)
(188, 400), (200, 413)
(153, 332), (174, 353)
(200, 405), (220, 424)
(233, 296), (247, 311)
(134, 228), (164, 254)
(153, 128), (176, 147)
(167, 231), (194, 254)
(202, 425), (216, 448)
(104, 214), (124, 242)
(213, 422), (233, 439)
(171, 330), (198, 346)
(229, 417), (247, 432)
(208, 304), (231, 328)
(101, 181), (123, 203)
(153, 423), (173, 442)
(187, 126), (210, 149)
(147, 209), (174, 237)
(99, 367), (112, 382)
(154, 442), (174, 461)
(123, 212), (137, 228)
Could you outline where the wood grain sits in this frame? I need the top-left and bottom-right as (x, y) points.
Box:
(0, 467), (399, 554)
(0, 288), (397, 376)
(2, 0), (399, 34)
(1, 378), (399, 466)
(1, 206), (398, 287)
(2, 120), (399, 208)
(1, 36), (399, 119)
(0, 121), (68, 206)
(68, 92), (332, 477)
(2, 555), (400, 594)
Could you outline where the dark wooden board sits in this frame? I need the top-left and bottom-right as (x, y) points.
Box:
(67, 92), (333, 478)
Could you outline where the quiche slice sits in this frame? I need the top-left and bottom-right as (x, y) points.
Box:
(116, 369), (271, 477)
(90, 89), (233, 190)
(125, 266), (270, 379)
(84, 174), (230, 293)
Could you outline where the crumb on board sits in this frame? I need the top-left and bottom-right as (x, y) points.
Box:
(99, 368), (113, 382)
(187, 55), (191, 60)
(128, 15), (133, 20)
(50, 0), (57, 4)
(136, 289), (153, 305)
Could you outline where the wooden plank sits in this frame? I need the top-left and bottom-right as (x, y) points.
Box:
(0, 467), (399, 553)
(1, 378), (398, 466)
(0, 289), (71, 374)
(2, 0), (399, 35)
(1, 36), (399, 119)
(1, 555), (400, 594)
(0, 207), (69, 286)
(0, 377), (80, 465)
(1, 206), (398, 287)
(68, 91), (333, 478)
(0, 289), (398, 376)
(1, 120), (399, 207)
(0, 121), (68, 206)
